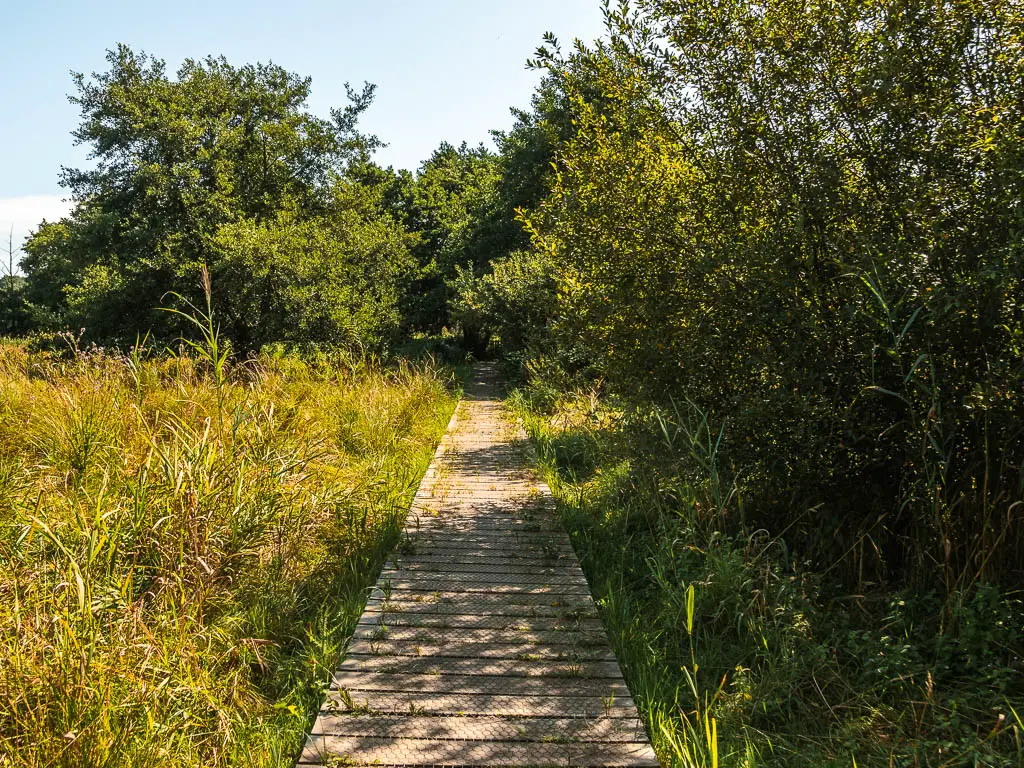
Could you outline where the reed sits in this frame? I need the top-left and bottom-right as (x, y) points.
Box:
(0, 338), (456, 767)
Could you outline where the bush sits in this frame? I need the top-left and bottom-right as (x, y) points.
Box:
(449, 249), (557, 368)
(526, 0), (1024, 590)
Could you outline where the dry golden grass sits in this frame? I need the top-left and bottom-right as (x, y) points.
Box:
(0, 340), (456, 767)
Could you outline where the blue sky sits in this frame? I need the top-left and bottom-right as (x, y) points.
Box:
(0, 0), (606, 256)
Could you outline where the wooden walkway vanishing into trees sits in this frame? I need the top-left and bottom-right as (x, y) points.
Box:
(299, 363), (658, 767)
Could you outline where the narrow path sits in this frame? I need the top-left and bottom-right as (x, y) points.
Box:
(300, 363), (658, 767)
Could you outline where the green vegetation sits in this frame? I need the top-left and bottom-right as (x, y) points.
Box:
(522, 1), (1024, 592)
(514, 390), (1021, 766)
(0, 336), (456, 766)
(3, 0), (1023, 764)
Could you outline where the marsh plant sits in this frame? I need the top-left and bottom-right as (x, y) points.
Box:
(0, 337), (455, 766)
(513, 389), (1023, 768)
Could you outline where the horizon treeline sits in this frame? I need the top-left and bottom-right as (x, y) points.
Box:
(1, 43), (547, 352)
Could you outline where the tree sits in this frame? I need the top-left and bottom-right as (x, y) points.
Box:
(524, 0), (1024, 586)
(0, 227), (31, 335)
(211, 181), (411, 352)
(406, 72), (583, 342)
(403, 142), (502, 333)
(449, 249), (557, 361)
(22, 45), (394, 350)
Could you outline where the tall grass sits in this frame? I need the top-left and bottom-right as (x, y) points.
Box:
(510, 387), (1023, 768)
(0, 338), (456, 766)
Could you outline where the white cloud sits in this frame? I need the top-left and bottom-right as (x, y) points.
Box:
(0, 195), (74, 258)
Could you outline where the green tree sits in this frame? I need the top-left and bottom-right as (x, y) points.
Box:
(402, 142), (502, 333)
(211, 182), (411, 352)
(0, 229), (32, 335)
(22, 45), (393, 349)
(526, 0), (1024, 586)
(450, 249), (557, 362)
(440, 47), (607, 358)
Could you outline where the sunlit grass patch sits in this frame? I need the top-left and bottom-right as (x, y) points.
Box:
(0, 339), (457, 767)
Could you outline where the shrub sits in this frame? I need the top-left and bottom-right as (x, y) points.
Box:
(449, 249), (557, 368)
(526, 0), (1024, 590)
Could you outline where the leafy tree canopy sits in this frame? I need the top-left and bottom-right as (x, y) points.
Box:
(401, 142), (501, 332)
(22, 45), (398, 350)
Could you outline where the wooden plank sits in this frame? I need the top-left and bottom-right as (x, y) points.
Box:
(310, 714), (648, 743)
(299, 736), (659, 766)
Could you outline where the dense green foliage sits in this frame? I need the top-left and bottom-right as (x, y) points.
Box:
(513, 0), (1024, 589)
(398, 76), (578, 341)
(402, 142), (503, 334)
(210, 197), (409, 351)
(21, 46), (405, 351)
(0, 277), (31, 337)
(450, 249), (557, 363)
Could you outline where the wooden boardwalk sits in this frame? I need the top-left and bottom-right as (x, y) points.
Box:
(299, 364), (658, 767)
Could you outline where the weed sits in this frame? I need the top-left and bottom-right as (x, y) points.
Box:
(516, 653), (542, 662)
(337, 688), (354, 711)
(602, 693), (616, 714)
(397, 535), (417, 555)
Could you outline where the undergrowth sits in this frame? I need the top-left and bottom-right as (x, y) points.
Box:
(0, 337), (457, 766)
(510, 386), (1024, 768)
